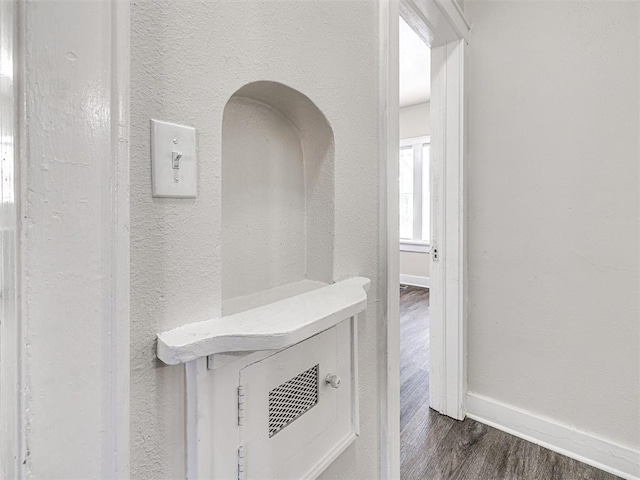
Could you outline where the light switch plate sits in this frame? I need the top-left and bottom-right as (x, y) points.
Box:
(151, 119), (197, 198)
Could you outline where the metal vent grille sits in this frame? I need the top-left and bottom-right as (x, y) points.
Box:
(268, 364), (319, 437)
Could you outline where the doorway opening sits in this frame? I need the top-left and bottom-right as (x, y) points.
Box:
(398, 14), (434, 476)
(386, 2), (469, 477)
(381, 0), (469, 476)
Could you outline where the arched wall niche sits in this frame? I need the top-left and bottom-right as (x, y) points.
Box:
(222, 81), (335, 313)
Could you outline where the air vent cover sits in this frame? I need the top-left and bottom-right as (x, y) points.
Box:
(268, 364), (319, 437)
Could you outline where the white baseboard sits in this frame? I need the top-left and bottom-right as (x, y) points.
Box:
(399, 274), (430, 288)
(467, 393), (640, 480)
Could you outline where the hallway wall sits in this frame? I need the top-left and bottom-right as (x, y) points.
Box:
(130, 1), (382, 478)
(465, 0), (639, 450)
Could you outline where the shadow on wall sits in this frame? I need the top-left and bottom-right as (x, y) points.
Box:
(221, 81), (335, 308)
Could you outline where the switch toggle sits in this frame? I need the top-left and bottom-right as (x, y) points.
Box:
(172, 152), (182, 169)
(151, 119), (197, 198)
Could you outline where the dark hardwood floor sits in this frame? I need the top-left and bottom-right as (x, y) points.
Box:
(399, 285), (620, 480)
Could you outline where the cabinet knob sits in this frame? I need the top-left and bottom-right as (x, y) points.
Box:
(325, 373), (341, 389)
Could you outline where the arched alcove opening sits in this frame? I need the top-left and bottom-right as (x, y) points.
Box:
(222, 81), (335, 312)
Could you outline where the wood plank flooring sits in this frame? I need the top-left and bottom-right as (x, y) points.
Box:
(399, 285), (620, 480)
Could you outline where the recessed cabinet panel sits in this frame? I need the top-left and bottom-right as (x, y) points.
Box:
(236, 320), (356, 480)
(240, 328), (337, 478)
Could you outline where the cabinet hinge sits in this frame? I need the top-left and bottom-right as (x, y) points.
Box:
(432, 246), (439, 262)
(237, 385), (245, 426)
(237, 445), (245, 480)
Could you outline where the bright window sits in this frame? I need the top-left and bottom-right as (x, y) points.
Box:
(399, 136), (430, 249)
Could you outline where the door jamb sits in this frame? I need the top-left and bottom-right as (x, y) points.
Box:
(1, 1), (131, 476)
(428, 38), (467, 420)
(0, 0), (23, 476)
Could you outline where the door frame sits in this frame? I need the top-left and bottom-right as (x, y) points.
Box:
(1, 1), (131, 477)
(379, 0), (470, 477)
(0, 0), (22, 476)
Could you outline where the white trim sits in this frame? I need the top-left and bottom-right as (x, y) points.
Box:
(185, 361), (199, 480)
(16, 1), (28, 474)
(400, 0), (471, 47)
(185, 362), (197, 479)
(400, 135), (431, 244)
(400, 135), (430, 148)
(399, 241), (430, 253)
(399, 275), (430, 289)
(188, 318), (360, 479)
(185, 357), (209, 480)
(157, 277), (370, 365)
(379, 0), (401, 478)
(412, 142), (424, 241)
(10, 2), (131, 475)
(383, 1), (469, 478)
(428, 39), (466, 420)
(0, 0), (24, 476)
(350, 316), (360, 436)
(110, 0), (131, 475)
(400, 136), (431, 244)
(467, 394), (640, 480)
(433, 0), (471, 44)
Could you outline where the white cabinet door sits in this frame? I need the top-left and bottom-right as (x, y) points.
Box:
(239, 321), (357, 480)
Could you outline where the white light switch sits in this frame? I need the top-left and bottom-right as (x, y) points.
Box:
(151, 119), (197, 198)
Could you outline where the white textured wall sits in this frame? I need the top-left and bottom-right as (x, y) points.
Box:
(399, 102), (431, 281)
(222, 97), (306, 300)
(131, 1), (381, 478)
(466, 0), (640, 449)
(222, 82), (335, 303)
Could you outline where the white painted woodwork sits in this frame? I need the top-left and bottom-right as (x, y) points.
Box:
(428, 39), (466, 420)
(400, 242), (430, 254)
(11, 0), (131, 477)
(170, 271), (368, 478)
(432, 0), (471, 44)
(223, 279), (328, 316)
(157, 277), (370, 365)
(399, 275), (430, 289)
(383, 1), (470, 477)
(240, 326), (356, 479)
(379, 1), (401, 478)
(184, 315), (361, 479)
(467, 394), (640, 480)
(0, 0), (21, 477)
(400, 0), (470, 47)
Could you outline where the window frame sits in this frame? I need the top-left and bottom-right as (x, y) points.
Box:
(399, 135), (430, 253)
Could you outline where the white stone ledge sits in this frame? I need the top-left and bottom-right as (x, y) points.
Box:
(156, 276), (371, 365)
